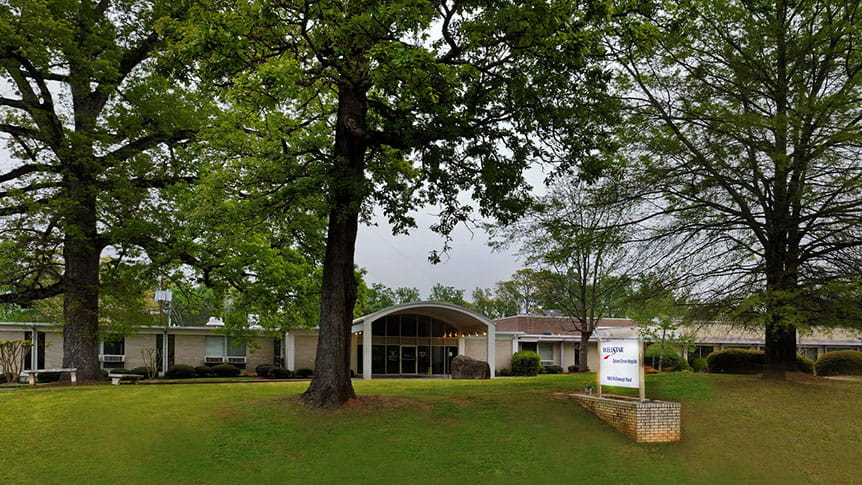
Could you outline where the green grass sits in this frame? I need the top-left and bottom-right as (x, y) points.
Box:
(0, 373), (859, 484)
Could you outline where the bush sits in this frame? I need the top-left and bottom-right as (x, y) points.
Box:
(541, 365), (564, 374)
(211, 363), (241, 377)
(691, 358), (708, 373)
(0, 374), (6, 384)
(815, 350), (862, 376)
(255, 364), (276, 377)
(497, 368), (513, 376)
(129, 366), (154, 379)
(38, 372), (62, 383)
(109, 368), (130, 375)
(295, 368), (314, 378)
(166, 364), (197, 379)
(708, 349), (818, 374)
(707, 349), (763, 374)
(195, 365), (216, 377)
(567, 365), (578, 373)
(267, 367), (292, 379)
(796, 355), (815, 375)
(511, 351), (541, 376)
(645, 344), (690, 371)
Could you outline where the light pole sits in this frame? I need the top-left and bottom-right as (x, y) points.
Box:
(154, 288), (173, 376)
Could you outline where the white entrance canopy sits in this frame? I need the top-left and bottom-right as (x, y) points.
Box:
(351, 301), (497, 379)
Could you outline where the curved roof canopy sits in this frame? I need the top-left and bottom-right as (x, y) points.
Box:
(352, 301), (496, 335)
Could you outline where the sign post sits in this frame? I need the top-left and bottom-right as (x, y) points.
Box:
(597, 334), (645, 402)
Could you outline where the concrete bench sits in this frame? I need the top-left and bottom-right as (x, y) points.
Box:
(21, 368), (78, 387)
(108, 373), (143, 385)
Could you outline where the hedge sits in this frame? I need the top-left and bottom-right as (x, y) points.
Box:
(707, 349), (815, 374)
(165, 364), (197, 379)
(511, 351), (541, 376)
(211, 363), (241, 377)
(195, 365), (216, 377)
(815, 350), (862, 376)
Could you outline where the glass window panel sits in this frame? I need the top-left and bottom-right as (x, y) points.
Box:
(431, 319), (444, 337)
(206, 336), (224, 356)
(372, 345), (386, 374)
(431, 346), (445, 374)
(521, 342), (537, 353)
(418, 316), (430, 337)
(386, 345), (400, 374)
(103, 338), (124, 356)
(417, 346), (431, 374)
(372, 319), (385, 336)
(401, 315), (417, 336)
(227, 337), (245, 356)
(538, 342), (554, 361)
(386, 316), (400, 337)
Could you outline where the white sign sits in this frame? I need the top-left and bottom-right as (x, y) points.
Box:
(599, 339), (641, 389)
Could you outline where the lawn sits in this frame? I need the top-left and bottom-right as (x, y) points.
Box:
(0, 373), (859, 484)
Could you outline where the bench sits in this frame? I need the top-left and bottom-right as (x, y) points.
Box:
(108, 373), (143, 385)
(21, 368), (78, 387)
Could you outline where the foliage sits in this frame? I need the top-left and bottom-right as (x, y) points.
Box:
(361, 283), (421, 314)
(814, 351), (862, 376)
(428, 284), (467, 307)
(170, 0), (620, 407)
(568, 365), (579, 373)
(165, 365), (197, 379)
(611, 0), (862, 375)
(0, 0), (211, 380)
(195, 366), (216, 378)
(295, 368), (314, 379)
(267, 367), (293, 379)
(211, 364), (241, 378)
(541, 365), (564, 374)
(255, 364), (275, 378)
(795, 355), (815, 375)
(511, 351), (542, 377)
(139, 347), (159, 379)
(691, 358), (709, 373)
(129, 367), (155, 379)
(0, 339), (32, 383)
(707, 349), (764, 374)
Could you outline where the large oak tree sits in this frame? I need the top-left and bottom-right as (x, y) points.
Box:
(611, 0), (862, 377)
(179, 0), (619, 407)
(0, 0), (204, 379)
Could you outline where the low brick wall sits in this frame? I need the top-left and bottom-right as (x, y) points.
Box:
(570, 394), (680, 443)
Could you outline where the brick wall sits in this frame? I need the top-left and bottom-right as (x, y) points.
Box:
(571, 394), (681, 443)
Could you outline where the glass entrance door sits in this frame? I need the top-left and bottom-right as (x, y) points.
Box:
(401, 346), (417, 374)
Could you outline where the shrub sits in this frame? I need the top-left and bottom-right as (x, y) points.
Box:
(166, 364), (197, 379)
(255, 364), (275, 377)
(815, 350), (862, 376)
(691, 358), (708, 373)
(211, 363), (241, 377)
(195, 365), (216, 377)
(511, 351), (541, 376)
(567, 365), (578, 373)
(708, 349), (818, 374)
(267, 367), (292, 379)
(497, 368), (513, 376)
(796, 355), (815, 375)
(129, 366), (154, 379)
(109, 368), (130, 375)
(38, 372), (62, 382)
(645, 344), (690, 371)
(295, 368), (314, 378)
(0, 374), (6, 384)
(707, 349), (763, 374)
(541, 365), (564, 374)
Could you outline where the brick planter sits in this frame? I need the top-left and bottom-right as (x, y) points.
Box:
(571, 394), (680, 443)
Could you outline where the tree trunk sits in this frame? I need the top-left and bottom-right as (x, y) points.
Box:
(300, 83), (368, 408)
(578, 329), (592, 372)
(61, 184), (101, 381)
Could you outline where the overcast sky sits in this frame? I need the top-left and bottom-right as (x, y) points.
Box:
(355, 210), (524, 299)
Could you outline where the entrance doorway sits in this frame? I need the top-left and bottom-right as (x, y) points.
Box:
(401, 346), (417, 374)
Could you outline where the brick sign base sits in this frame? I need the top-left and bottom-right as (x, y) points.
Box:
(571, 394), (681, 443)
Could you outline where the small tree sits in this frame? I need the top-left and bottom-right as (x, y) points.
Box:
(140, 347), (159, 379)
(0, 339), (32, 383)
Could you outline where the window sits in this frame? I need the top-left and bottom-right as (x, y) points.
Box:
(538, 342), (554, 363)
(100, 338), (125, 369)
(205, 336), (246, 367)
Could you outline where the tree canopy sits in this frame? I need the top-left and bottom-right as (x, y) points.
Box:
(611, 0), (862, 377)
